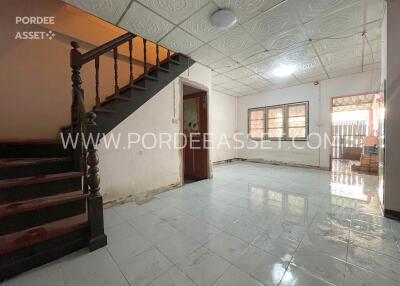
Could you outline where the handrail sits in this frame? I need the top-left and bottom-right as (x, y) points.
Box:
(69, 31), (179, 251)
(80, 32), (135, 65)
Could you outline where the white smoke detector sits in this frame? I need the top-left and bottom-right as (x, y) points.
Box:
(210, 9), (238, 29)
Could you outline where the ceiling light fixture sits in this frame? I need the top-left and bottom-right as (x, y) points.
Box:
(273, 65), (296, 77)
(210, 9), (238, 29)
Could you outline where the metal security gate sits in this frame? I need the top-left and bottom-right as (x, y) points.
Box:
(332, 120), (367, 159)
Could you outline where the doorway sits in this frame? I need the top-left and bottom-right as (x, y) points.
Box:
(330, 93), (380, 174)
(182, 84), (209, 183)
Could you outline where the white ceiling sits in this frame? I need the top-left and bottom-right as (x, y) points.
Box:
(64, 0), (385, 97)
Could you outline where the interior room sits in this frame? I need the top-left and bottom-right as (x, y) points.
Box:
(0, 0), (399, 285)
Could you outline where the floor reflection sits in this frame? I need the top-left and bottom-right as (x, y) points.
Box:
(330, 159), (380, 206)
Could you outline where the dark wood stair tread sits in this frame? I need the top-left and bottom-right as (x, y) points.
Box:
(0, 191), (87, 219)
(157, 66), (170, 72)
(144, 75), (159, 81)
(131, 84), (146, 91)
(0, 213), (88, 255)
(169, 58), (180, 65)
(0, 172), (82, 190)
(103, 95), (132, 104)
(0, 157), (71, 168)
(93, 107), (115, 113)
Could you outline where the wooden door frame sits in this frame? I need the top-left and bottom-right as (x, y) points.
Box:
(179, 79), (211, 185)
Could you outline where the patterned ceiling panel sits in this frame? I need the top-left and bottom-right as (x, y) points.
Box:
(325, 57), (362, 73)
(262, 27), (309, 51)
(209, 26), (257, 56)
(364, 39), (381, 58)
(238, 74), (272, 88)
(234, 85), (257, 94)
(320, 45), (363, 66)
(136, 0), (209, 24)
(217, 80), (246, 90)
(303, 2), (363, 39)
(224, 67), (255, 80)
(159, 28), (203, 54)
(209, 57), (241, 73)
(189, 44), (225, 65)
(64, 0), (130, 24)
(328, 66), (362, 79)
(280, 44), (318, 63)
(298, 73), (329, 84)
(366, 0), (385, 23)
(179, 2), (226, 42)
(213, 0), (286, 23)
(364, 54), (379, 66)
(66, 0), (384, 96)
(268, 76), (301, 88)
(119, 2), (174, 42)
(313, 34), (362, 56)
(243, 1), (300, 43)
(232, 44), (270, 65)
(292, 59), (324, 79)
(246, 57), (279, 77)
(295, 0), (360, 24)
(212, 74), (232, 85)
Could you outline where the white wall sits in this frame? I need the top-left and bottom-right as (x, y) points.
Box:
(237, 70), (381, 168)
(98, 63), (215, 203)
(384, 0), (400, 214)
(209, 90), (237, 163)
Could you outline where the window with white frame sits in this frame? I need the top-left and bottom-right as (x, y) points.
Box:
(266, 105), (285, 139)
(248, 108), (265, 140)
(248, 102), (308, 140)
(287, 103), (308, 139)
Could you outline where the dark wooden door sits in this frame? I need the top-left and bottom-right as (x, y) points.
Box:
(183, 92), (208, 181)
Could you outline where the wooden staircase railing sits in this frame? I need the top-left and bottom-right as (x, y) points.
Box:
(69, 32), (175, 251)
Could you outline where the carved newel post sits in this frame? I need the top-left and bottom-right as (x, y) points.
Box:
(70, 41), (83, 171)
(86, 112), (107, 251)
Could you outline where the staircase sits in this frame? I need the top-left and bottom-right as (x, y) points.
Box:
(0, 32), (194, 281)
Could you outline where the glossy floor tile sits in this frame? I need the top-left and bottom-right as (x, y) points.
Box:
(4, 161), (400, 286)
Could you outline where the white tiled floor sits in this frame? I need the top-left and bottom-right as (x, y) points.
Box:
(4, 161), (400, 286)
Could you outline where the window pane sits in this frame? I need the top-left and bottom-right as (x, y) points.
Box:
(289, 127), (306, 138)
(249, 109), (265, 139)
(250, 119), (264, 129)
(288, 105), (305, 117)
(268, 128), (284, 138)
(288, 117), (306, 127)
(250, 129), (264, 139)
(250, 110), (264, 120)
(268, 118), (283, 128)
(268, 107), (284, 118)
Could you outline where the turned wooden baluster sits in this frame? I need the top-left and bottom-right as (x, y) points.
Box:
(70, 41), (84, 171)
(95, 56), (100, 108)
(86, 112), (107, 251)
(167, 49), (171, 61)
(113, 47), (119, 97)
(143, 38), (147, 75)
(129, 38), (134, 87)
(156, 44), (160, 68)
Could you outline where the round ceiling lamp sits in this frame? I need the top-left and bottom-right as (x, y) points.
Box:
(210, 9), (238, 29)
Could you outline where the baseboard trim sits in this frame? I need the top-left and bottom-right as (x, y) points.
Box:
(384, 209), (400, 221)
(213, 158), (329, 171)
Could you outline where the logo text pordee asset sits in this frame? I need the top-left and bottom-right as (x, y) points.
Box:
(14, 16), (56, 40)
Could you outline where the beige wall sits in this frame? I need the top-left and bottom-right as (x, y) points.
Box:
(0, 0), (166, 140)
(209, 90), (237, 163)
(98, 63), (214, 203)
